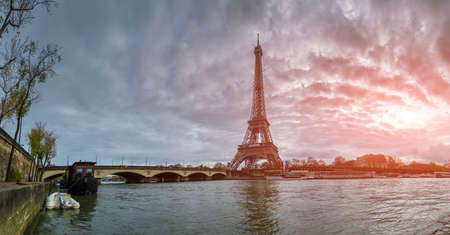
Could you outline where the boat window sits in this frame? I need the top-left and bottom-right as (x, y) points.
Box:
(76, 168), (83, 173)
(86, 168), (93, 173)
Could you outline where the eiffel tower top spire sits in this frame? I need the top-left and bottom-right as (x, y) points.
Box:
(250, 33), (266, 120)
(257, 33), (260, 46)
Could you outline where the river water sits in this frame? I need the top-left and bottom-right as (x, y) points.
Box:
(33, 179), (450, 234)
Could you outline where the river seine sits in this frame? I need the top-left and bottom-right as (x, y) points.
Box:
(33, 178), (450, 234)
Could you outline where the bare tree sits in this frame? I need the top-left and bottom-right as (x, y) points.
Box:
(5, 41), (60, 181)
(0, 0), (54, 39)
(0, 0), (55, 75)
(0, 0), (56, 126)
(0, 37), (23, 125)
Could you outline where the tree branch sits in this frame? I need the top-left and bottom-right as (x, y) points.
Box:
(0, 57), (16, 69)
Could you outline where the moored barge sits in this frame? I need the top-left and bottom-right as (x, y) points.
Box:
(66, 161), (98, 195)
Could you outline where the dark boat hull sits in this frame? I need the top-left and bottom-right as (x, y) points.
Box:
(68, 175), (98, 195)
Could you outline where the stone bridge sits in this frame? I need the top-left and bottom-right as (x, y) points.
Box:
(43, 165), (228, 183)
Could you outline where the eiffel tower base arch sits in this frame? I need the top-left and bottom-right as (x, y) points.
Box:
(230, 143), (282, 171)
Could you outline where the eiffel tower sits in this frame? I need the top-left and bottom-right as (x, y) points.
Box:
(230, 35), (282, 170)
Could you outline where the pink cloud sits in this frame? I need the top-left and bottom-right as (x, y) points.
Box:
(254, 0), (450, 165)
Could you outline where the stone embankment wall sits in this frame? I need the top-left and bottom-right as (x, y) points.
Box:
(0, 128), (32, 181)
(0, 183), (52, 235)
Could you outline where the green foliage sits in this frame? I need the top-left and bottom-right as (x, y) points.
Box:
(28, 122), (46, 157)
(7, 168), (22, 181)
(27, 122), (56, 181)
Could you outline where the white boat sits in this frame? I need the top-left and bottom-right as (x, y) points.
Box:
(101, 180), (125, 185)
(46, 192), (80, 209)
(301, 176), (315, 180)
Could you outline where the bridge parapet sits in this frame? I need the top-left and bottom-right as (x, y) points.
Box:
(95, 168), (226, 178)
(44, 166), (228, 182)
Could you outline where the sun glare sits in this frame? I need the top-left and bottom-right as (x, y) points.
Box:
(377, 105), (434, 130)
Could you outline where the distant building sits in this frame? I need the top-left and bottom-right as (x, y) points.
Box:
(355, 154), (387, 168)
(354, 154), (402, 169)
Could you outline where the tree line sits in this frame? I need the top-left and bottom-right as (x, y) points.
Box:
(285, 154), (450, 173)
(0, 0), (61, 181)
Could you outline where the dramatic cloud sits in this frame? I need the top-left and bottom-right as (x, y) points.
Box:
(8, 0), (450, 165)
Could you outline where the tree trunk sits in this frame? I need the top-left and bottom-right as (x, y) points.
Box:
(39, 165), (43, 182)
(32, 158), (37, 181)
(38, 156), (44, 182)
(32, 160), (38, 181)
(40, 153), (50, 182)
(5, 115), (21, 181)
(28, 161), (34, 181)
(34, 160), (41, 182)
(31, 161), (35, 181)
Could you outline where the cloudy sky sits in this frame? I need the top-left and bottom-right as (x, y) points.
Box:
(7, 0), (450, 165)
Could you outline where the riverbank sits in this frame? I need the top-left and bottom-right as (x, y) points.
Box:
(0, 182), (53, 235)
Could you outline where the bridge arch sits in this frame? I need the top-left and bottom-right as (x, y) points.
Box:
(43, 171), (66, 181)
(211, 173), (226, 180)
(106, 171), (146, 184)
(152, 172), (183, 183)
(44, 172), (65, 181)
(187, 172), (209, 181)
(148, 171), (185, 178)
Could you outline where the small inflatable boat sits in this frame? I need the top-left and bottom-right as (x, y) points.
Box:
(46, 192), (80, 209)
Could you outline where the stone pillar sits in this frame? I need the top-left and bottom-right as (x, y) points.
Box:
(182, 176), (189, 182)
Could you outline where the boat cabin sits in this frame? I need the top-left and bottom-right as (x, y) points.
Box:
(68, 161), (96, 182)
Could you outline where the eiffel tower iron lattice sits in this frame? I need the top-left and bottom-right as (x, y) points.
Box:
(230, 35), (282, 170)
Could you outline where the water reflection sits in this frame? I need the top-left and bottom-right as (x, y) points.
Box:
(70, 194), (97, 230)
(240, 180), (280, 234)
(33, 194), (98, 235)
